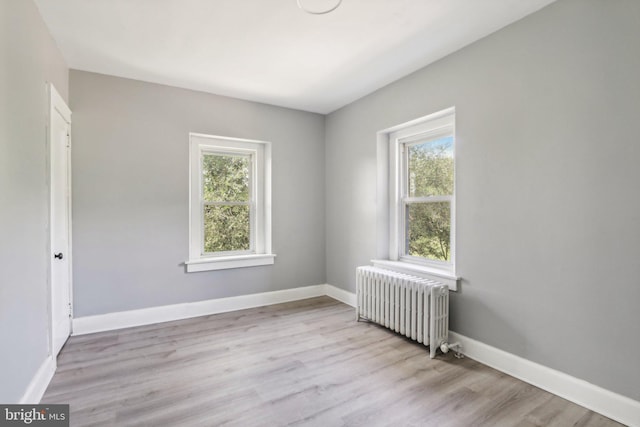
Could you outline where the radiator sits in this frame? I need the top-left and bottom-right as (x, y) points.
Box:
(356, 266), (450, 358)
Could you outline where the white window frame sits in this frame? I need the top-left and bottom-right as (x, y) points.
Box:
(186, 133), (275, 272)
(373, 107), (458, 290)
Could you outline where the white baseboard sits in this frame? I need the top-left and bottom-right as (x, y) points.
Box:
(449, 332), (640, 427)
(324, 284), (356, 307)
(73, 284), (327, 335)
(20, 356), (56, 404)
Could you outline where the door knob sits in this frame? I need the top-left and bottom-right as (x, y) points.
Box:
(54, 253), (64, 260)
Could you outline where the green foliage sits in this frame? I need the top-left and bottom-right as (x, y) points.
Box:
(408, 137), (454, 197)
(408, 203), (451, 261)
(406, 137), (453, 261)
(202, 153), (251, 253)
(202, 154), (249, 202)
(204, 205), (250, 253)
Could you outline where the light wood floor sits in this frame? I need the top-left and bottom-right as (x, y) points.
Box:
(43, 297), (623, 427)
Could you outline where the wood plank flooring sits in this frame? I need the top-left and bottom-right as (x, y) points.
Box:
(43, 297), (624, 426)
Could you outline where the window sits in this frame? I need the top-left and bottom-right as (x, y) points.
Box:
(186, 134), (274, 272)
(387, 108), (456, 278)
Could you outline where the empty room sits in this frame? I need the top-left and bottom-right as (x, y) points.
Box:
(1, 0), (639, 425)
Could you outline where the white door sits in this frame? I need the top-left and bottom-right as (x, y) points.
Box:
(50, 84), (72, 357)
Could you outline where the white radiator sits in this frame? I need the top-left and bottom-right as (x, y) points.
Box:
(356, 266), (450, 358)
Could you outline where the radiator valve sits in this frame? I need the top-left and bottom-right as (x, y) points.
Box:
(440, 342), (464, 358)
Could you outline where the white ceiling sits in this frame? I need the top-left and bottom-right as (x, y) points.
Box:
(34, 0), (556, 114)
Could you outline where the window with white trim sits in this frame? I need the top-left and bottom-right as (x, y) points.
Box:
(186, 133), (274, 272)
(389, 109), (455, 275)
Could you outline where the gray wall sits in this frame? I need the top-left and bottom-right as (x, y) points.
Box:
(325, 0), (640, 401)
(70, 70), (326, 317)
(0, 0), (69, 402)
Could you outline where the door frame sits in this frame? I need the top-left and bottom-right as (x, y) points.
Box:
(47, 83), (73, 357)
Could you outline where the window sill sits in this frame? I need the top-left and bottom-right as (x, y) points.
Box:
(371, 259), (459, 291)
(185, 254), (276, 272)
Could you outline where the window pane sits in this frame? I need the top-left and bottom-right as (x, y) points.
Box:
(202, 153), (250, 202)
(203, 205), (250, 253)
(406, 202), (451, 261)
(407, 136), (454, 197)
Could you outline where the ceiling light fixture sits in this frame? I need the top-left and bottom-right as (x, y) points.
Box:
(297, 0), (342, 15)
